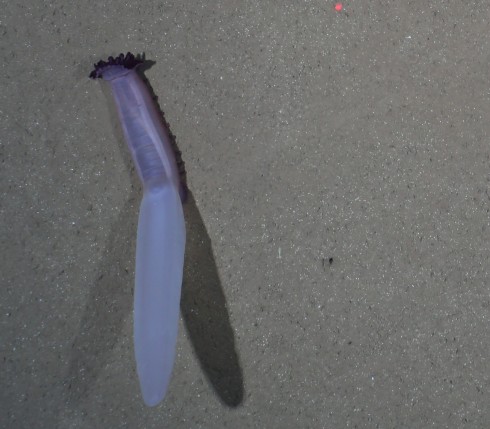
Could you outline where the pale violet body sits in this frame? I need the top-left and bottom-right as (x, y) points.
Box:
(93, 59), (185, 407)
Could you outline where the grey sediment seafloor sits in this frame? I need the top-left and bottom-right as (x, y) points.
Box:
(2, 1), (490, 427)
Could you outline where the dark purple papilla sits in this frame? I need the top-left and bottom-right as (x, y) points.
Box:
(89, 52), (143, 79)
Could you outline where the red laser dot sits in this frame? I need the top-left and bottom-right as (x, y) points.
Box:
(334, 2), (342, 11)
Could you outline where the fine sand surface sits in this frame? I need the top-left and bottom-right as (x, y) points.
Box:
(2, 1), (490, 427)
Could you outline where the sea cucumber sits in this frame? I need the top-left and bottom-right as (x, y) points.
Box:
(90, 52), (186, 407)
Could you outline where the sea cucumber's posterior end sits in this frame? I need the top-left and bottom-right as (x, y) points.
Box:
(89, 52), (144, 79)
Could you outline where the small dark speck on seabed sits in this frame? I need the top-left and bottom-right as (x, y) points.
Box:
(322, 257), (334, 269)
